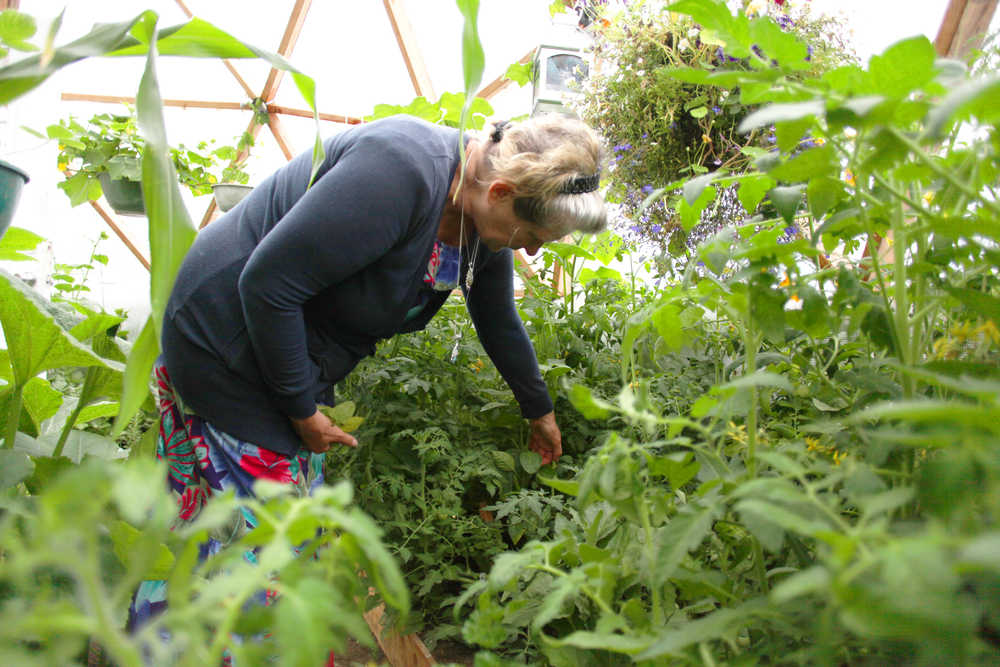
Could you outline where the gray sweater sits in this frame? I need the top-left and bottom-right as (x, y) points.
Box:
(162, 116), (553, 456)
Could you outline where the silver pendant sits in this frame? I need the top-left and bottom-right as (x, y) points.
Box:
(465, 266), (474, 289)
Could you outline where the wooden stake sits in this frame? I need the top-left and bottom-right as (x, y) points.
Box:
(934, 0), (998, 58)
(363, 603), (435, 667)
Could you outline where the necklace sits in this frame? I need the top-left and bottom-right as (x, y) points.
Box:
(457, 190), (481, 290)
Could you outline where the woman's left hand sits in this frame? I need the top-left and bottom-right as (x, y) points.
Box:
(528, 411), (562, 466)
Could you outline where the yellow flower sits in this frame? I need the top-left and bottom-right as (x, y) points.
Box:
(922, 191), (935, 206)
(832, 450), (846, 466)
(779, 272), (791, 288)
(789, 293), (801, 303)
(746, 0), (765, 16)
(977, 320), (1000, 344)
(805, 437), (822, 452)
(842, 169), (856, 187)
(57, 161), (68, 171)
(814, 137), (826, 146)
(702, 134), (712, 144)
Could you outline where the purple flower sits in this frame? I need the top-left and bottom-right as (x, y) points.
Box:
(613, 142), (633, 152)
(641, 184), (654, 194)
(712, 106), (722, 114)
(784, 226), (797, 238)
(766, 133), (776, 144)
(806, 45), (814, 62)
(652, 224), (662, 233)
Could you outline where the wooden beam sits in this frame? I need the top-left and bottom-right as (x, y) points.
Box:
(363, 603), (435, 667)
(260, 0), (313, 102)
(383, 0), (436, 99)
(199, 117), (265, 229)
(266, 104), (364, 125)
(61, 92), (244, 111)
(934, 0), (999, 58)
(476, 49), (535, 100)
(172, 0), (257, 99)
(87, 201), (151, 271)
(266, 112), (295, 162)
(61, 93), (362, 126)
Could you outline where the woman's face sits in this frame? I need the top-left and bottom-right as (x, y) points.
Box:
(468, 181), (563, 255)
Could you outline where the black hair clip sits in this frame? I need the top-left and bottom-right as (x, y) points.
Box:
(560, 171), (601, 195)
(490, 120), (510, 143)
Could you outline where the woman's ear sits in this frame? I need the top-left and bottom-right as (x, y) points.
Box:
(487, 181), (515, 204)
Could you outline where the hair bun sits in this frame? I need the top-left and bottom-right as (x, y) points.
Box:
(490, 120), (511, 143)
(560, 171), (601, 195)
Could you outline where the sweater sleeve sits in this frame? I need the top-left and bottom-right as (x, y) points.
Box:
(238, 137), (427, 419)
(463, 248), (554, 419)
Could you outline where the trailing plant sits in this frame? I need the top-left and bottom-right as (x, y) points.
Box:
(46, 111), (249, 206)
(574, 0), (855, 253)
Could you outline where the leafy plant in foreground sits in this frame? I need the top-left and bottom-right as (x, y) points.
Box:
(456, 0), (1000, 663)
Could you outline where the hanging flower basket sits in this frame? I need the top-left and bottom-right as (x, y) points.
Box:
(98, 172), (145, 217)
(0, 160), (29, 241)
(212, 183), (253, 212)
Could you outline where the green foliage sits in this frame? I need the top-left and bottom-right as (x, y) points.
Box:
(576, 0), (855, 253)
(0, 9), (37, 58)
(366, 91), (494, 130)
(48, 111), (249, 205)
(453, 0), (1000, 663)
(0, 457), (408, 666)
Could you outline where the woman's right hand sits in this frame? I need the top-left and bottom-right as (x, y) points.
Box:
(291, 410), (358, 453)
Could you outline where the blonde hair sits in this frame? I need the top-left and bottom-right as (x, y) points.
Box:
(478, 115), (607, 234)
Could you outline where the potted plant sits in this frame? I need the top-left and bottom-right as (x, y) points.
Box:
(211, 130), (254, 212)
(47, 112), (248, 216)
(0, 159), (29, 241)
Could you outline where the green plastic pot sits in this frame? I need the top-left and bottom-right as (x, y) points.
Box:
(98, 172), (145, 217)
(0, 160), (30, 240)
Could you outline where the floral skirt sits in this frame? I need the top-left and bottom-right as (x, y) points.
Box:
(127, 358), (327, 642)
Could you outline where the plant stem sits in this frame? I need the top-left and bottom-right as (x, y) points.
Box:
(53, 401), (86, 459)
(742, 323), (760, 477)
(638, 498), (664, 626)
(2, 384), (23, 449)
(886, 127), (1000, 217)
